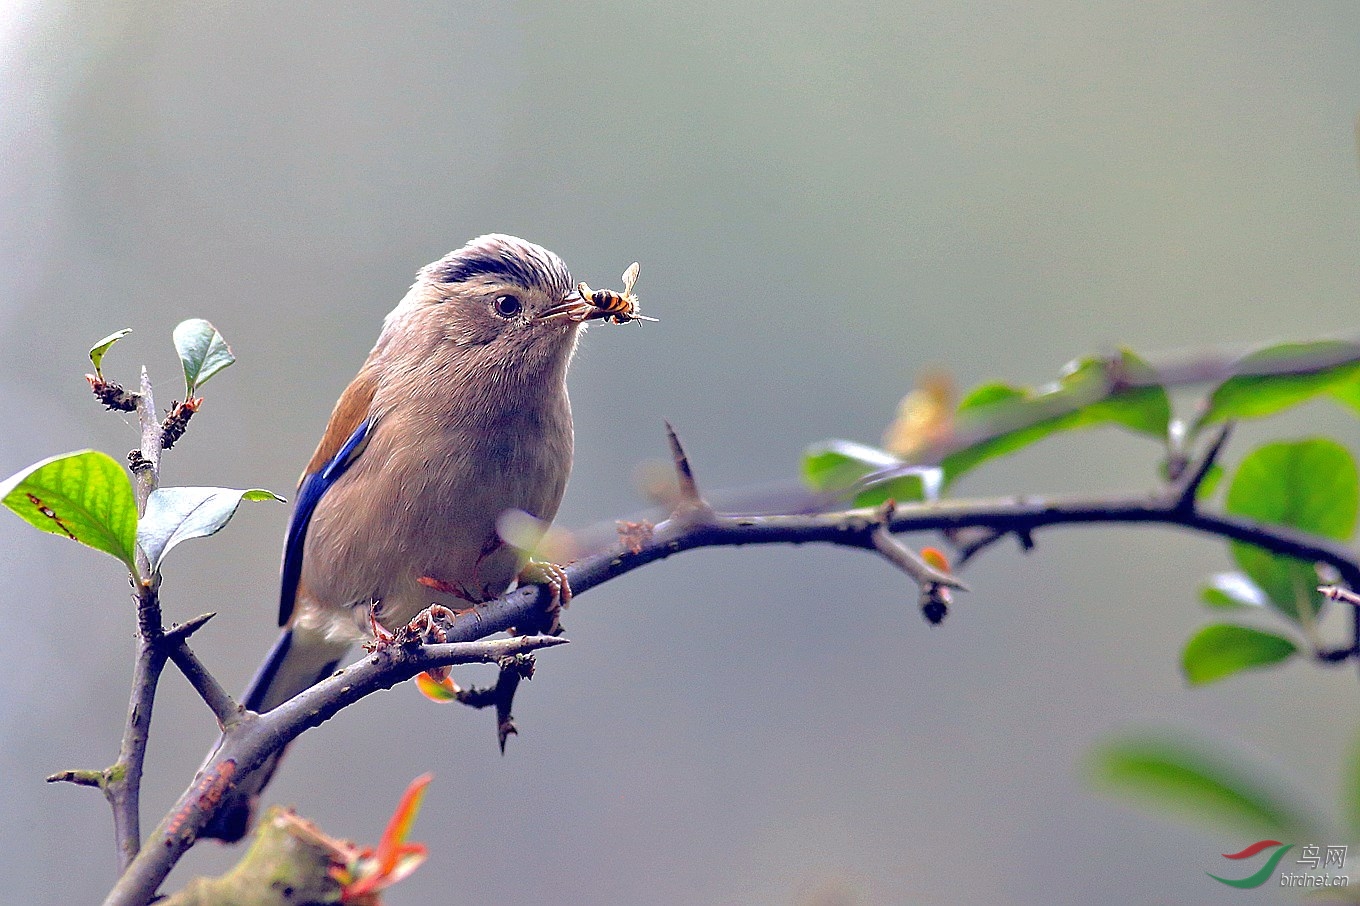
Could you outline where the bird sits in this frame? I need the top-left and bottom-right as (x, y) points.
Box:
(203, 234), (598, 841)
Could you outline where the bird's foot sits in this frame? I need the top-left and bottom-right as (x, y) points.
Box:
(362, 599), (468, 664)
(516, 559), (571, 635)
(403, 602), (470, 684)
(406, 603), (462, 643)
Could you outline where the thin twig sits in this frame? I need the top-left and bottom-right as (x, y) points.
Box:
(455, 655), (536, 753)
(132, 369), (162, 524)
(47, 769), (106, 788)
(163, 638), (240, 730)
(160, 613), (239, 728)
(870, 526), (969, 591)
(1321, 585), (1360, 606)
(1173, 422), (1233, 512)
(106, 585), (164, 872)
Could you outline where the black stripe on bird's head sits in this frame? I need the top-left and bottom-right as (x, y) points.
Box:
(424, 234), (573, 301)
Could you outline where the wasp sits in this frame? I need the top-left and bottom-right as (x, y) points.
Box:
(577, 261), (656, 324)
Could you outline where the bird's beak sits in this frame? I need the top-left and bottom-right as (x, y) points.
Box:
(538, 289), (597, 323)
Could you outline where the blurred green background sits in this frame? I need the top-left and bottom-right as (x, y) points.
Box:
(2, 3), (1358, 903)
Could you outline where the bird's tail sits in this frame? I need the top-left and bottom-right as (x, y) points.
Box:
(199, 625), (351, 842)
(241, 624), (351, 713)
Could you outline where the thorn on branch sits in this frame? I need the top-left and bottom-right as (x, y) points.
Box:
(1320, 585), (1360, 607)
(164, 612), (217, 643)
(946, 526), (1002, 566)
(87, 374), (141, 411)
(951, 524), (1037, 568)
(160, 397), (202, 451)
(1173, 422), (1233, 512)
(664, 421), (713, 519)
(46, 768), (106, 789)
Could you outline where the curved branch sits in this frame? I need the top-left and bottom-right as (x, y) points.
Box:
(108, 466), (1359, 905)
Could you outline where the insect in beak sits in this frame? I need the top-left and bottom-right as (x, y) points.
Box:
(572, 262), (657, 324)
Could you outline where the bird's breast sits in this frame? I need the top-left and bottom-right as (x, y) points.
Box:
(299, 389), (573, 633)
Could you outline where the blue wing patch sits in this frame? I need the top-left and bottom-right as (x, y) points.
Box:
(278, 415), (375, 626)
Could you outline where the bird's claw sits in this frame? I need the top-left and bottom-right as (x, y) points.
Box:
(407, 603), (463, 684)
(517, 559), (571, 634)
(406, 603), (460, 643)
(363, 600), (466, 662)
(363, 603), (397, 651)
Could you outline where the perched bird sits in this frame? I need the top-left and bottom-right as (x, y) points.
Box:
(205, 234), (598, 841)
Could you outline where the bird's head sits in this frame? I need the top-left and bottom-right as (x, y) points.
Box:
(387, 234), (595, 378)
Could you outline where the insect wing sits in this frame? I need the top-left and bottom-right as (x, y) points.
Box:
(620, 262), (640, 295)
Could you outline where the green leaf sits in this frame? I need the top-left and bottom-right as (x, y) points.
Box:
(853, 470), (933, 506)
(941, 348), (1171, 485)
(88, 329), (132, 380)
(1086, 734), (1317, 839)
(1225, 439), (1359, 621)
(957, 382), (1026, 411)
(802, 440), (900, 490)
(943, 383), (1064, 485)
(800, 440), (937, 505)
(0, 450), (139, 574)
(1333, 378), (1360, 418)
(137, 486), (283, 572)
(173, 319), (235, 397)
(1197, 340), (1360, 431)
(1181, 623), (1298, 685)
(1075, 349), (1173, 438)
(1194, 462), (1224, 502)
(1200, 572), (1268, 610)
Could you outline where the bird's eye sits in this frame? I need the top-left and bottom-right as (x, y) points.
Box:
(492, 294), (522, 319)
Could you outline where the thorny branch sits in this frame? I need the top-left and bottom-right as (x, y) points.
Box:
(162, 613), (240, 729)
(108, 415), (1360, 904)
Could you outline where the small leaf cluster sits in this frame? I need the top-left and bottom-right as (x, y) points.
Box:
(1183, 438), (1357, 684)
(802, 339), (1360, 686)
(1, 321), (281, 583)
